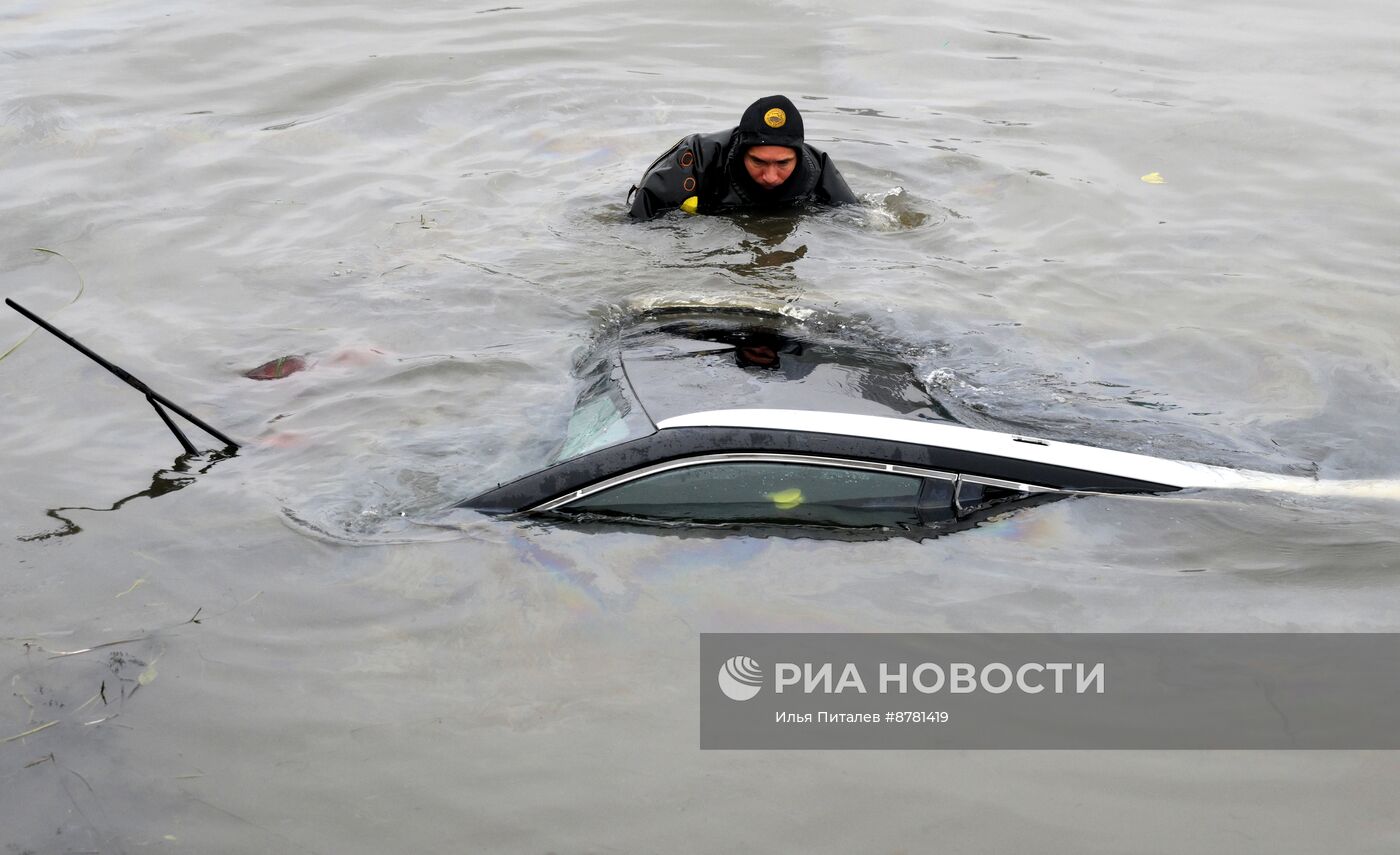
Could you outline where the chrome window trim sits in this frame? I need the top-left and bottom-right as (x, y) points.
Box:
(961, 473), (1054, 493)
(527, 452), (1054, 513)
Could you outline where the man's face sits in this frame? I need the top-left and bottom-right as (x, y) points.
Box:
(743, 145), (798, 189)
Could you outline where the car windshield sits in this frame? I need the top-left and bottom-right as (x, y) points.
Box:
(551, 371), (651, 464)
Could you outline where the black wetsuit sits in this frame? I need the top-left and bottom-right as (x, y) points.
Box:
(627, 129), (858, 220)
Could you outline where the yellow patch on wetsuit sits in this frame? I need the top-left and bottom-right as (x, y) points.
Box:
(764, 108), (787, 128)
(768, 487), (804, 510)
(680, 196), (699, 214)
(1140, 171), (1166, 184)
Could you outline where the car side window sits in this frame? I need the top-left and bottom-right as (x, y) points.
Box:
(953, 481), (1031, 517)
(565, 462), (926, 528)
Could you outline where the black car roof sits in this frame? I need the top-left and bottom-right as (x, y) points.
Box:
(614, 309), (958, 427)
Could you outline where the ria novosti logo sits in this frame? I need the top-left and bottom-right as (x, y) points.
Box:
(716, 655), (1107, 701)
(717, 656), (763, 701)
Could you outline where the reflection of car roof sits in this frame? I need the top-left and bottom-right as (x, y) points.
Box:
(617, 309), (954, 426)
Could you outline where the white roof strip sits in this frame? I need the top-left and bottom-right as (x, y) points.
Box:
(654, 408), (1318, 493)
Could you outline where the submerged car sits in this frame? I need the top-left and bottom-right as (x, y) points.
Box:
(457, 307), (1305, 534)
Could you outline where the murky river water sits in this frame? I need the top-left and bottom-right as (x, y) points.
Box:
(3, 0), (1399, 851)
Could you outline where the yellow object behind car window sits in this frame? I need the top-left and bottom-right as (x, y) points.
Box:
(768, 487), (804, 510)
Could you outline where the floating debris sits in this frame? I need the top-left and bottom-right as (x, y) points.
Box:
(3, 720), (58, 744)
(244, 355), (308, 380)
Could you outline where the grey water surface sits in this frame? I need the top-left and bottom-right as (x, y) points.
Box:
(2, 0), (1399, 851)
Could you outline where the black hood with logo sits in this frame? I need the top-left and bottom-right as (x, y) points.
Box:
(732, 94), (806, 150)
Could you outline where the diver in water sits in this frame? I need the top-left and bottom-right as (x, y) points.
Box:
(627, 94), (858, 220)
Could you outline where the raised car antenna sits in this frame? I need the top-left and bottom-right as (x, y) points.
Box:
(5, 298), (240, 454)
